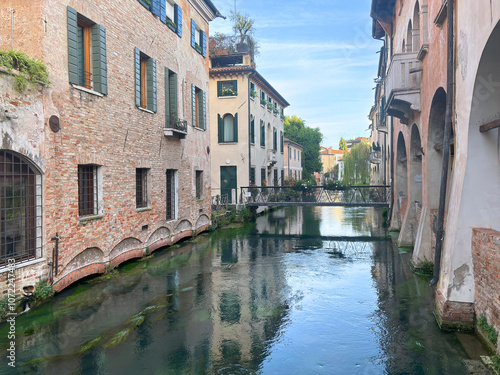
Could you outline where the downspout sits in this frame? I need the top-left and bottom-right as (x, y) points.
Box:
(430, 0), (454, 286)
(248, 71), (255, 189)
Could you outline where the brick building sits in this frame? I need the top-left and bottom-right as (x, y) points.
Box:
(0, 0), (221, 294)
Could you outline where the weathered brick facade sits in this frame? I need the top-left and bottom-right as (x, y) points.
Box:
(0, 0), (219, 295)
(472, 228), (500, 353)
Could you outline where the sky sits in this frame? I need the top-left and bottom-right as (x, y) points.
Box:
(209, 0), (383, 149)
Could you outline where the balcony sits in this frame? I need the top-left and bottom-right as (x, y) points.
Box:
(267, 150), (277, 168)
(384, 52), (421, 125)
(369, 151), (382, 165)
(164, 118), (188, 138)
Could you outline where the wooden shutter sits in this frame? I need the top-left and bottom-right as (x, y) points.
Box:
(218, 114), (223, 143)
(233, 113), (238, 142)
(159, 0), (166, 23)
(67, 6), (79, 85)
(280, 131), (284, 153)
(190, 19), (196, 48)
(134, 48), (141, 107)
(147, 57), (157, 112)
(174, 4), (182, 37)
(232, 80), (237, 94)
(198, 90), (206, 130)
(217, 81), (222, 96)
(191, 83), (196, 127)
(151, 0), (160, 18)
(170, 71), (177, 117)
(201, 30), (207, 58)
(251, 119), (255, 143)
(92, 24), (107, 95)
(164, 67), (170, 126)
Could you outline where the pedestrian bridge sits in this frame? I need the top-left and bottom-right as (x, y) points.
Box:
(239, 185), (391, 207)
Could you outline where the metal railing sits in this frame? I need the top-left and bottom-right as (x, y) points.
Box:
(240, 185), (391, 207)
(211, 194), (228, 211)
(165, 117), (188, 133)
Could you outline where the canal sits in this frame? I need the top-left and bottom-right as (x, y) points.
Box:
(0, 207), (479, 374)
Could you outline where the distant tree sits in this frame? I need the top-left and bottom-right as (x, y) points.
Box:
(342, 141), (370, 185)
(339, 137), (348, 151)
(284, 116), (323, 180)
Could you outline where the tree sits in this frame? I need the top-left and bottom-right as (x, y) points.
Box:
(284, 116), (323, 180)
(342, 141), (371, 185)
(339, 137), (348, 151)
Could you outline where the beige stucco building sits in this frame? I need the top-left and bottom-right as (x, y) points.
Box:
(209, 51), (289, 203)
(320, 147), (346, 181)
(284, 138), (303, 180)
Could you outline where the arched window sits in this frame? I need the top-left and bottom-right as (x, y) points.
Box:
(406, 21), (413, 52)
(0, 150), (42, 265)
(217, 113), (238, 143)
(413, 1), (421, 51)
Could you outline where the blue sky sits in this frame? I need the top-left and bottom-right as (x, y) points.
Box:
(210, 0), (383, 148)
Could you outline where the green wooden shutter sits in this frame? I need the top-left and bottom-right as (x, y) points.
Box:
(77, 25), (84, 86)
(92, 24), (107, 95)
(199, 90), (206, 130)
(280, 131), (284, 153)
(218, 114), (223, 143)
(67, 6), (79, 85)
(232, 80), (237, 94)
(146, 57), (157, 112)
(190, 19), (196, 48)
(174, 4), (182, 37)
(250, 119), (255, 144)
(164, 67), (170, 127)
(170, 71), (177, 117)
(273, 128), (277, 151)
(201, 30), (207, 58)
(233, 113), (238, 142)
(261, 124), (265, 147)
(191, 83), (196, 126)
(217, 81), (222, 96)
(134, 48), (141, 107)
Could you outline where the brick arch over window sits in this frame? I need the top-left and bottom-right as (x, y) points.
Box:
(0, 150), (42, 266)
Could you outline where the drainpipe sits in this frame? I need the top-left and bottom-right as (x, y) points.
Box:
(248, 71), (255, 190)
(430, 0), (454, 287)
(51, 233), (60, 281)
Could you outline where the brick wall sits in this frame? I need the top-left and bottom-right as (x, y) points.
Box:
(472, 228), (500, 353)
(435, 289), (475, 332)
(0, 0), (214, 295)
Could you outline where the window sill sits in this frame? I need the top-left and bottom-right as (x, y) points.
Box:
(193, 126), (206, 132)
(250, 96), (255, 101)
(79, 214), (104, 223)
(136, 206), (152, 212)
(0, 257), (45, 274)
(219, 141), (238, 145)
(71, 84), (104, 97)
(218, 95), (237, 99)
(137, 106), (155, 114)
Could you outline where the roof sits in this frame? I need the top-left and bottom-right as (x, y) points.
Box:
(320, 149), (347, 155)
(203, 0), (224, 19)
(370, 0), (396, 38)
(284, 138), (304, 150)
(210, 65), (290, 108)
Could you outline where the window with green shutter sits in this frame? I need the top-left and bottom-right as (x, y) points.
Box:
(191, 19), (206, 56)
(250, 167), (255, 185)
(165, 67), (178, 128)
(261, 168), (266, 186)
(250, 118), (255, 144)
(273, 127), (277, 151)
(217, 80), (237, 97)
(218, 113), (238, 143)
(260, 120), (265, 147)
(280, 131), (284, 153)
(67, 6), (107, 94)
(134, 48), (156, 112)
(192, 84), (206, 129)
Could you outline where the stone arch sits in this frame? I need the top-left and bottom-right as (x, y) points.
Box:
(174, 219), (193, 233)
(394, 132), (408, 228)
(407, 124), (423, 240)
(61, 247), (104, 276)
(413, 1), (421, 51)
(427, 88), (446, 209)
(195, 214), (210, 230)
(147, 226), (171, 247)
(406, 20), (413, 52)
(109, 237), (142, 260)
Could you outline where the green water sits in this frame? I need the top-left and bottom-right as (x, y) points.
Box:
(0, 207), (476, 374)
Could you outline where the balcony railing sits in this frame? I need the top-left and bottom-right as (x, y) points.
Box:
(267, 149), (277, 168)
(384, 52), (421, 124)
(369, 151), (382, 164)
(164, 118), (188, 137)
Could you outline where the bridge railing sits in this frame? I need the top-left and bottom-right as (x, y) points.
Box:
(240, 185), (391, 207)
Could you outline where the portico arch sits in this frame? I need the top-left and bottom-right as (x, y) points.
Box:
(392, 132), (408, 229)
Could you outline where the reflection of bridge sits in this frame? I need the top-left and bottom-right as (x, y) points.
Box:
(240, 185), (391, 207)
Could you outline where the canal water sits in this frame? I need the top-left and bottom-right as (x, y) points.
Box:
(0, 207), (476, 374)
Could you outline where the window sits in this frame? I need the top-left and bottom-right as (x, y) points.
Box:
(250, 168), (255, 185)
(218, 114), (238, 143)
(192, 84), (206, 129)
(250, 118), (255, 144)
(280, 131), (284, 153)
(273, 169), (278, 186)
(196, 170), (203, 199)
(273, 128), (277, 151)
(136, 168), (149, 209)
(191, 19), (207, 57)
(165, 67), (179, 128)
(281, 170), (284, 186)
(139, 0), (182, 36)
(166, 169), (177, 220)
(78, 164), (101, 217)
(260, 91), (266, 106)
(261, 168), (266, 186)
(260, 120), (265, 147)
(67, 6), (107, 94)
(134, 48), (157, 112)
(294, 149), (296, 160)
(0, 151), (42, 266)
(217, 80), (237, 97)
(250, 82), (256, 98)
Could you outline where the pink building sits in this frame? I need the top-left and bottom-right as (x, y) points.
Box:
(284, 138), (303, 180)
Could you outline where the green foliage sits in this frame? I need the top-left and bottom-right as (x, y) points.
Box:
(284, 116), (323, 180)
(0, 50), (50, 92)
(492, 355), (500, 372)
(478, 313), (499, 345)
(323, 180), (348, 190)
(339, 137), (348, 151)
(229, 11), (260, 57)
(0, 296), (8, 320)
(342, 141), (371, 185)
(32, 277), (54, 304)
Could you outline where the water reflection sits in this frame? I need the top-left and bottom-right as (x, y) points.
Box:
(0, 207), (474, 374)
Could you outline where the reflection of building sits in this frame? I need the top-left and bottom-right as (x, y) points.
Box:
(284, 138), (304, 180)
(0, 0), (220, 293)
(209, 49), (289, 203)
(371, 0), (500, 338)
